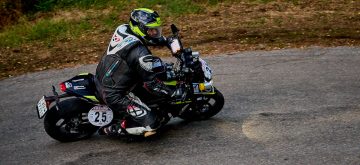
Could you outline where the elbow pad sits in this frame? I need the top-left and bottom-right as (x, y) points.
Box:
(139, 55), (165, 73)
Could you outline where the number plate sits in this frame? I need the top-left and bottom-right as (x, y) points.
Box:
(88, 105), (113, 126)
(36, 96), (48, 119)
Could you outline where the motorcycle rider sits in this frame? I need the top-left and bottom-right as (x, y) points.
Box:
(94, 8), (174, 137)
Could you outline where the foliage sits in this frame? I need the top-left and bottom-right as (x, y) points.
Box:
(34, 0), (118, 11)
(29, 0), (207, 13)
(0, 0), (208, 47)
(137, 0), (203, 16)
(0, 19), (91, 47)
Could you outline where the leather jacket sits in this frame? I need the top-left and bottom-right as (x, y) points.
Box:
(95, 24), (171, 108)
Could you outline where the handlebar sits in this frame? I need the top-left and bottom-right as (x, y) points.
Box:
(165, 24), (204, 85)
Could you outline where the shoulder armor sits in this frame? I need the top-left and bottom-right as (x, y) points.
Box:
(107, 25), (141, 55)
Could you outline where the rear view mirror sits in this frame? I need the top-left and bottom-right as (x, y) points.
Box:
(170, 38), (181, 54)
(171, 24), (179, 35)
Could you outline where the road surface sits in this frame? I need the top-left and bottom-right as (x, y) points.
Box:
(0, 46), (359, 165)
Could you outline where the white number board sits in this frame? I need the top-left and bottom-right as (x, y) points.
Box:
(88, 105), (113, 126)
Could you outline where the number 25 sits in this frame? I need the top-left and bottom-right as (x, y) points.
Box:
(95, 112), (107, 122)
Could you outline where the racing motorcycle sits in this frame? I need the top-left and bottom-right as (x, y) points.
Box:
(36, 24), (224, 142)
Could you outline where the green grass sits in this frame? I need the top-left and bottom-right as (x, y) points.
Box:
(249, 0), (300, 3)
(0, 0), (209, 47)
(101, 12), (120, 29)
(33, 0), (205, 13)
(0, 19), (92, 47)
(137, 0), (203, 16)
(0, 0), (310, 48)
(34, 0), (121, 11)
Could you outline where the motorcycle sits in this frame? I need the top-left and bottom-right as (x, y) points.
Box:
(36, 24), (225, 142)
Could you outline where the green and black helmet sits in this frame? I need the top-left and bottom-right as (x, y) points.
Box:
(129, 8), (163, 45)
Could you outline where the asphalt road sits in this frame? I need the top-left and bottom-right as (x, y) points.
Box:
(1, 47), (360, 165)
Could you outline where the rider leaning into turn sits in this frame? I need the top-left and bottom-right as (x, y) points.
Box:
(94, 8), (174, 137)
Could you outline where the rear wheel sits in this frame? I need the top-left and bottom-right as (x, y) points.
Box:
(179, 87), (224, 121)
(44, 98), (98, 142)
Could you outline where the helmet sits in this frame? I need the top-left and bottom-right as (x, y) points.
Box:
(129, 8), (163, 45)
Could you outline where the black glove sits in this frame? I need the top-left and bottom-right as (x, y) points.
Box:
(155, 62), (175, 81)
(143, 78), (174, 98)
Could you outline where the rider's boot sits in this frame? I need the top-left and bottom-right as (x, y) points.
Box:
(99, 115), (167, 137)
(124, 114), (170, 137)
(143, 115), (170, 137)
(98, 120), (126, 136)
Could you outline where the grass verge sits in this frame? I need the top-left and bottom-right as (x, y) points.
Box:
(0, 0), (359, 79)
(0, 19), (92, 47)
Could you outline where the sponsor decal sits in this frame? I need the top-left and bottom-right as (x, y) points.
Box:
(74, 86), (86, 90)
(127, 105), (147, 117)
(108, 44), (116, 53)
(65, 82), (72, 88)
(108, 36), (138, 54)
(112, 34), (123, 42)
(200, 58), (212, 80)
(116, 37), (135, 48)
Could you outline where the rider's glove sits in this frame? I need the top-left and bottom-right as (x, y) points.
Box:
(155, 62), (175, 81)
(143, 78), (173, 98)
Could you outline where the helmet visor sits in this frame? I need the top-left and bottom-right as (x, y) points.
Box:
(146, 27), (162, 38)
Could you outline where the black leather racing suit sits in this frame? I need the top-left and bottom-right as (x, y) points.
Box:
(94, 24), (171, 135)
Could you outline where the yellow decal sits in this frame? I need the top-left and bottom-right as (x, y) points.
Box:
(85, 96), (99, 102)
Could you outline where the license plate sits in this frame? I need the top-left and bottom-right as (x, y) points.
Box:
(36, 96), (48, 119)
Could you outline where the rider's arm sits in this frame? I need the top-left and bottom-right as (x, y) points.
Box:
(127, 45), (173, 97)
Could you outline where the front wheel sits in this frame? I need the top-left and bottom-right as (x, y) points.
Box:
(179, 87), (224, 121)
(44, 98), (98, 142)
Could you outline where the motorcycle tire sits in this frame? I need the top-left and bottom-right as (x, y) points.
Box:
(179, 87), (224, 121)
(44, 98), (98, 142)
